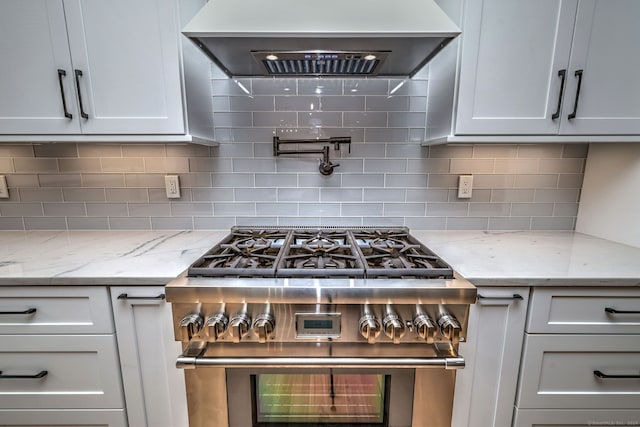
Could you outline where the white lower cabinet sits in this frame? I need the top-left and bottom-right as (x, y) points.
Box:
(0, 286), (125, 426)
(451, 287), (530, 427)
(514, 287), (640, 426)
(110, 286), (189, 427)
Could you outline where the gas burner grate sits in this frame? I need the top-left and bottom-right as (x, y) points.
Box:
(186, 227), (454, 279)
(276, 230), (365, 277)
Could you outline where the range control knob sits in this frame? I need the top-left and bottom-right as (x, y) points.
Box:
(413, 313), (437, 344)
(179, 313), (203, 342)
(437, 311), (461, 345)
(252, 313), (275, 343)
(382, 306), (406, 344)
(228, 312), (251, 343)
(359, 305), (381, 344)
(204, 313), (228, 342)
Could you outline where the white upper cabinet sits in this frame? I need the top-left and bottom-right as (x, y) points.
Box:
(0, 0), (185, 137)
(451, 0), (640, 138)
(559, 0), (640, 135)
(0, 1), (81, 134)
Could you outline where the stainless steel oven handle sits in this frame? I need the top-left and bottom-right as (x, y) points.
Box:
(176, 355), (465, 370)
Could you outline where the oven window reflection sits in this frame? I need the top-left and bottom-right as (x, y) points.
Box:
(251, 373), (390, 426)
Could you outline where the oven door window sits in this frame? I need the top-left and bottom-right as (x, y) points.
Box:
(252, 373), (389, 426)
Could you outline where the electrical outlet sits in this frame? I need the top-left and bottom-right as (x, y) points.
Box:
(458, 175), (473, 199)
(165, 175), (181, 199)
(0, 175), (9, 199)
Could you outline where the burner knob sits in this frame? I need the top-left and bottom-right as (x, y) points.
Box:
(204, 313), (228, 342)
(437, 311), (461, 345)
(229, 312), (251, 343)
(382, 306), (406, 344)
(359, 306), (381, 344)
(179, 313), (203, 341)
(253, 313), (275, 344)
(413, 313), (437, 344)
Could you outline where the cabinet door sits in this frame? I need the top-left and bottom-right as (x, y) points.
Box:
(559, 0), (640, 135)
(0, 409), (127, 426)
(110, 287), (188, 427)
(455, 0), (577, 135)
(451, 288), (529, 427)
(63, 0), (185, 134)
(0, 0), (81, 134)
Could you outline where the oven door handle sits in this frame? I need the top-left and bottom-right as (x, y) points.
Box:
(176, 355), (465, 370)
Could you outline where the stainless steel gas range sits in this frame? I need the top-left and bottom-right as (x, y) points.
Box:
(166, 227), (476, 427)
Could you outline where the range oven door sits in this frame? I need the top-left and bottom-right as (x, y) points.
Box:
(227, 368), (412, 427)
(183, 366), (456, 427)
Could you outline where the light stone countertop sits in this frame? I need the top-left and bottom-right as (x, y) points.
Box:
(0, 230), (227, 285)
(0, 230), (639, 287)
(412, 230), (640, 287)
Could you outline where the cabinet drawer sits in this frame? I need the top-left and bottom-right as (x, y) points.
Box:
(0, 335), (124, 409)
(527, 288), (640, 334)
(517, 334), (640, 409)
(514, 408), (640, 427)
(0, 409), (126, 426)
(0, 287), (113, 334)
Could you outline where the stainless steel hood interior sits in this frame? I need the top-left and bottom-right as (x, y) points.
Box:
(182, 0), (461, 78)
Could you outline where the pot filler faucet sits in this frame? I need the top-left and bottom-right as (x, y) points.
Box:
(272, 136), (351, 175)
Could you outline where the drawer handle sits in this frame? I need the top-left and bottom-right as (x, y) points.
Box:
(117, 293), (165, 301)
(0, 370), (48, 379)
(477, 294), (523, 301)
(0, 308), (37, 315)
(605, 307), (640, 315)
(594, 370), (640, 379)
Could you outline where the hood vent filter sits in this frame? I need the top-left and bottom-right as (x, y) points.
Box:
(252, 51), (389, 76)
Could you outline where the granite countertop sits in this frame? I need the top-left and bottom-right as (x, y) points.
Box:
(0, 230), (639, 287)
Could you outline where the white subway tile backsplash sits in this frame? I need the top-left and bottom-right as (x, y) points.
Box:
(278, 188), (320, 202)
(43, 202), (86, 217)
(383, 203), (426, 216)
(15, 158), (59, 173)
(363, 188), (405, 202)
(19, 188), (63, 202)
(253, 111), (297, 127)
(344, 112), (387, 127)
(298, 111), (342, 127)
(101, 158), (145, 173)
(109, 217), (152, 230)
(67, 217), (110, 230)
(128, 203), (171, 217)
(386, 174), (427, 188)
(235, 188), (277, 202)
(298, 79), (342, 95)
(320, 96), (365, 111)
(275, 96), (319, 111)
(299, 203), (341, 216)
(0, 157), (14, 173)
(23, 217), (67, 230)
(0, 73), (586, 233)
(105, 188), (149, 203)
(38, 174), (82, 187)
(343, 80), (388, 95)
(0, 203), (44, 217)
(151, 217), (194, 230)
(0, 217), (25, 230)
(364, 159), (406, 173)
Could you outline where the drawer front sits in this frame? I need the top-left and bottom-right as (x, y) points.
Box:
(0, 335), (124, 409)
(514, 408), (640, 427)
(0, 409), (127, 426)
(527, 288), (640, 334)
(0, 287), (113, 334)
(518, 334), (640, 409)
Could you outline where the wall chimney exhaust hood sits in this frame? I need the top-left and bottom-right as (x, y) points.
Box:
(182, 0), (461, 78)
